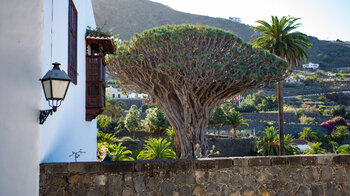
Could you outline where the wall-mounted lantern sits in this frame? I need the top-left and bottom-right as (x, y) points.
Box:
(39, 62), (71, 124)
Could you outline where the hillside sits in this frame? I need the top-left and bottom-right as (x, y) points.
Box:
(92, 0), (350, 69)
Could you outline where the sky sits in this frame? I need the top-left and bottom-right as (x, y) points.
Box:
(150, 0), (350, 41)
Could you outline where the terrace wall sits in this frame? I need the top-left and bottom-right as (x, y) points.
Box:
(40, 155), (350, 195)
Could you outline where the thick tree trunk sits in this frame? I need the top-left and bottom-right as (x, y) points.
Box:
(277, 81), (285, 155)
(160, 97), (211, 158)
(233, 127), (237, 138)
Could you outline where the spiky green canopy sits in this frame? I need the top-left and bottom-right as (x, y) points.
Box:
(108, 25), (288, 97)
(107, 24), (288, 158)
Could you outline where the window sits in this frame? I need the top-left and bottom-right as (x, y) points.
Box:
(68, 0), (78, 84)
(112, 93), (115, 98)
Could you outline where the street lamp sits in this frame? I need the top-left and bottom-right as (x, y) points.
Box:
(39, 62), (71, 124)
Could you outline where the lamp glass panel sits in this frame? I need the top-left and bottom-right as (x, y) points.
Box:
(51, 80), (69, 99)
(42, 80), (52, 99)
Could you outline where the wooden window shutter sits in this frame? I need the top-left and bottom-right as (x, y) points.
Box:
(68, 0), (78, 84)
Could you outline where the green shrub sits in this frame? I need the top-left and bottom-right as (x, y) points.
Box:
(337, 144), (350, 154)
(299, 115), (315, 125)
(97, 131), (116, 145)
(256, 126), (279, 156)
(331, 105), (346, 117)
(298, 127), (318, 142)
(143, 107), (169, 133)
(165, 127), (175, 142)
(304, 75), (318, 85)
(239, 99), (257, 113)
(108, 143), (134, 161)
(97, 115), (113, 132)
(318, 96), (327, 102)
(284, 134), (301, 155)
(124, 105), (141, 132)
(331, 126), (350, 144)
(294, 109), (304, 119)
(304, 142), (327, 154)
(137, 138), (177, 160)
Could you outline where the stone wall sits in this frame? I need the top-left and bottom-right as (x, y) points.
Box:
(40, 155), (350, 196)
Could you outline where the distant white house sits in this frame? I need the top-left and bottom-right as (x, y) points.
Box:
(106, 86), (147, 99)
(327, 73), (336, 77)
(302, 62), (319, 70)
(229, 17), (242, 23)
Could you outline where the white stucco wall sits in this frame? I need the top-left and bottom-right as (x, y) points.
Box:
(0, 1), (43, 195)
(40, 0), (97, 163)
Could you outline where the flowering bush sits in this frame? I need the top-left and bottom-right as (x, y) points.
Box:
(321, 120), (337, 133)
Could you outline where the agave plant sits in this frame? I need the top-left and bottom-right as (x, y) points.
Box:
(108, 143), (134, 161)
(137, 138), (177, 160)
(256, 126), (280, 156)
(304, 142), (327, 154)
(337, 144), (350, 154)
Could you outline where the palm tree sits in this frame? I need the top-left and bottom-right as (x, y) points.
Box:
(226, 109), (249, 138)
(251, 16), (311, 155)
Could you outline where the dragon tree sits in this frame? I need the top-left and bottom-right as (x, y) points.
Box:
(107, 25), (288, 158)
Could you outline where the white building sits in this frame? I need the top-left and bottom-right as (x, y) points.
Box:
(0, 1), (114, 195)
(229, 17), (242, 23)
(302, 62), (319, 70)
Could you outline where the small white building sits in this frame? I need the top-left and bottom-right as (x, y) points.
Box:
(302, 62), (319, 70)
(0, 1), (115, 195)
(229, 17), (242, 23)
(284, 76), (298, 84)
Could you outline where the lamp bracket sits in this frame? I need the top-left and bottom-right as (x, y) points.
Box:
(39, 109), (53, 124)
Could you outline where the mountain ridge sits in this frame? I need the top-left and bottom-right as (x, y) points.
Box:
(92, 0), (350, 69)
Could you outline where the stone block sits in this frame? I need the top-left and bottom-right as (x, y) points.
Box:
(163, 159), (193, 171)
(214, 172), (230, 184)
(100, 162), (134, 173)
(160, 180), (175, 195)
(106, 175), (123, 193)
(248, 157), (271, 166)
(195, 159), (215, 170)
(133, 176), (146, 193)
(286, 156), (302, 165)
(311, 184), (324, 196)
(233, 158), (249, 167)
(95, 175), (107, 186)
(206, 182), (221, 193)
(333, 155), (350, 165)
(317, 155), (333, 165)
(174, 173), (195, 185)
(87, 186), (105, 196)
(44, 163), (68, 174)
(134, 160), (163, 172)
(320, 167), (333, 182)
(68, 162), (99, 174)
(215, 158), (233, 169)
(230, 174), (243, 188)
(302, 156), (317, 165)
(195, 170), (209, 183)
(325, 182), (340, 196)
(177, 185), (191, 196)
(271, 157), (288, 165)
(296, 186), (311, 196)
(303, 167), (319, 182)
(335, 168), (345, 182)
(192, 185), (205, 195)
